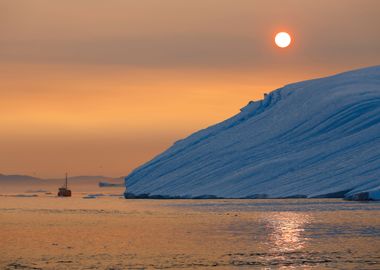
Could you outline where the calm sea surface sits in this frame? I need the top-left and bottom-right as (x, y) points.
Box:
(1, 197), (379, 269)
(170, 199), (380, 268)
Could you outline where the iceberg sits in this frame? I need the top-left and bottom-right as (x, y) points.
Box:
(124, 66), (380, 199)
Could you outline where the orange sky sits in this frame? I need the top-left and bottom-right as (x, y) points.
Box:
(1, 0), (379, 178)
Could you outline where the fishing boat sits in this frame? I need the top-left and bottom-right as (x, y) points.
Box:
(58, 173), (72, 197)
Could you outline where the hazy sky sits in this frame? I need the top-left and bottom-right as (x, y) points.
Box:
(1, 0), (379, 178)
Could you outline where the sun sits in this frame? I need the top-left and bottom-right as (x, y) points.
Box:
(275, 32), (292, 48)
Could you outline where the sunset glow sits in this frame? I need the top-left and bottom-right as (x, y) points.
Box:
(0, 1), (379, 178)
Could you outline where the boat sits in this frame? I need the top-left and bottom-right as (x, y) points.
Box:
(58, 173), (72, 197)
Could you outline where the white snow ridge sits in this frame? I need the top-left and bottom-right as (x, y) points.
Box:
(124, 66), (380, 200)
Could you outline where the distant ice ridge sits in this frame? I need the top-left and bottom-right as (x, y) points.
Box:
(124, 66), (380, 199)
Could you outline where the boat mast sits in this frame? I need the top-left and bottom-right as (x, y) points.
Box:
(65, 172), (68, 189)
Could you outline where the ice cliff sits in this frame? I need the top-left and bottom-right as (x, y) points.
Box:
(124, 66), (380, 199)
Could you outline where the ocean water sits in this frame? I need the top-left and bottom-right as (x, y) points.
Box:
(1, 197), (379, 269)
(172, 199), (380, 268)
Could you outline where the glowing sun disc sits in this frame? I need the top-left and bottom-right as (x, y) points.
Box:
(275, 32), (291, 48)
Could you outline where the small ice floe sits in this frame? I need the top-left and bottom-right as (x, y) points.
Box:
(82, 195), (97, 199)
(107, 194), (123, 197)
(12, 194), (38, 198)
(98, 181), (124, 187)
(82, 194), (102, 199)
(82, 193), (122, 199)
(25, 189), (48, 193)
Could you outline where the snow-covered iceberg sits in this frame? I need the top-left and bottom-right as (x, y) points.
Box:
(124, 66), (380, 199)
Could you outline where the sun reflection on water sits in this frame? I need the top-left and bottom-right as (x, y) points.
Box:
(265, 212), (311, 252)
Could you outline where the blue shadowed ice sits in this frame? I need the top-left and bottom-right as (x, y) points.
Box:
(124, 66), (380, 199)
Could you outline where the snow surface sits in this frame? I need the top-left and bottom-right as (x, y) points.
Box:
(124, 66), (380, 199)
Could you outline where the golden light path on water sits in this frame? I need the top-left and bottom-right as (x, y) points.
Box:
(265, 212), (311, 252)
